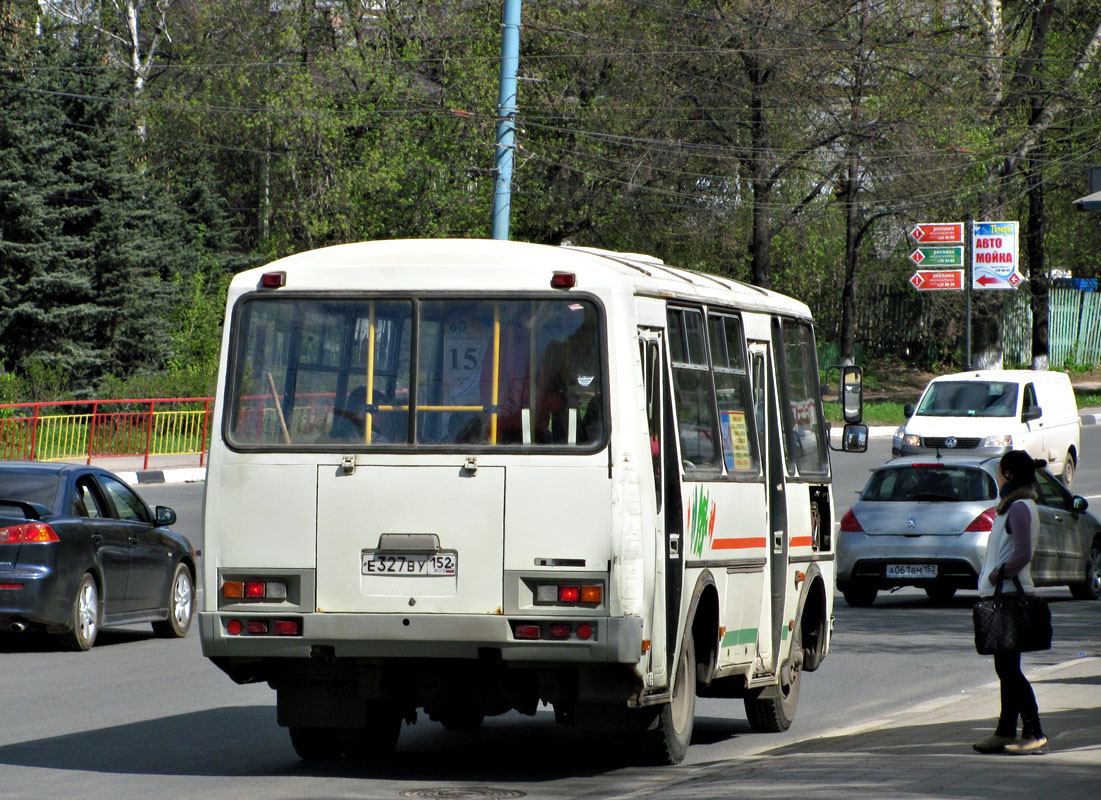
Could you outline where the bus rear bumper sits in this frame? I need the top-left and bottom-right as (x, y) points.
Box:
(199, 611), (643, 664)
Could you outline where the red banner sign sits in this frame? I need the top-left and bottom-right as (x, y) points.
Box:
(910, 223), (964, 244)
(910, 270), (964, 291)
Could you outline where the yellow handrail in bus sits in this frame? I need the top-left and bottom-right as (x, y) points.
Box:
(366, 302), (376, 444)
(490, 304), (501, 444)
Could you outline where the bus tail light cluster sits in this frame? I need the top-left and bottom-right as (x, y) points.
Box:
(0, 522), (60, 544)
(512, 621), (595, 641)
(222, 579), (288, 601)
(534, 582), (602, 605)
(224, 617), (301, 636)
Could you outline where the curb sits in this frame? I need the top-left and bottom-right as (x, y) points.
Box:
(119, 467), (206, 486)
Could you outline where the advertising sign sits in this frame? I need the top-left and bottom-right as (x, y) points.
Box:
(910, 246), (964, 267)
(910, 223), (964, 244)
(910, 270), (964, 291)
(972, 221), (1023, 289)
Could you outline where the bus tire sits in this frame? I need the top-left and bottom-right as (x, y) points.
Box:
(338, 705), (401, 761)
(439, 708), (485, 731)
(289, 727), (340, 762)
(744, 623), (802, 733)
(641, 633), (696, 765)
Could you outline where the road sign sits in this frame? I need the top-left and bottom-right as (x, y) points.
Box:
(972, 221), (1022, 290)
(910, 246), (964, 267)
(910, 270), (964, 291)
(910, 222), (964, 244)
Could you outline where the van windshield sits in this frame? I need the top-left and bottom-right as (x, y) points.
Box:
(915, 381), (1018, 418)
(225, 295), (604, 449)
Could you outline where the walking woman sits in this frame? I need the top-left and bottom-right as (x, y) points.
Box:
(972, 450), (1048, 755)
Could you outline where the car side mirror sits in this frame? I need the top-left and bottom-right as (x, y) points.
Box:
(1022, 406), (1042, 422)
(155, 506), (177, 526)
(904, 402), (915, 418)
(1073, 496), (1089, 512)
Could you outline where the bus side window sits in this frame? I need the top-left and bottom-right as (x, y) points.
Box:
(641, 339), (663, 511)
(667, 307), (720, 472)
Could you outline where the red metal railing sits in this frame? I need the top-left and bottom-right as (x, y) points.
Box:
(0, 398), (214, 469)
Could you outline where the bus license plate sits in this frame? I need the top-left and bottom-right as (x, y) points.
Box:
(362, 552), (457, 576)
(886, 563), (937, 578)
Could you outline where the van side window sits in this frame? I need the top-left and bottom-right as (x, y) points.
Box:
(1022, 383), (1038, 417)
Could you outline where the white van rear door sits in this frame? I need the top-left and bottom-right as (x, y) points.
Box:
(315, 465), (505, 614)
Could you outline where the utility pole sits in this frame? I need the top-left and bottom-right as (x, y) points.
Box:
(491, 0), (521, 240)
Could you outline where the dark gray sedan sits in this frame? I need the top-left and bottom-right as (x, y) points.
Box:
(0, 462), (197, 650)
(837, 455), (1101, 607)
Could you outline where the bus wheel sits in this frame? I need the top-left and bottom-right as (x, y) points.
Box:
(338, 706), (401, 761)
(744, 624), (803, 733)
(642, 633), (696, 765)
(289, 727), (340, 762)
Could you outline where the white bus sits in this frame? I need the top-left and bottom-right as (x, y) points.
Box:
(199, 239), (865, 765)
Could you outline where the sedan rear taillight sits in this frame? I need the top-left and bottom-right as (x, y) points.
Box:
(840, 509), (863, 532)
(965, 507), (998, 532)
(0, 522), (60, 544)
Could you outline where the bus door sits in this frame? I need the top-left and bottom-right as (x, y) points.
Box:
(748, 340), (787, 673)
(639, 329), (681, 680)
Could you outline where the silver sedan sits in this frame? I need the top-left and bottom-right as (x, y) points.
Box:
(837, 455), (1101, 607)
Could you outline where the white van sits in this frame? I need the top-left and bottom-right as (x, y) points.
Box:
(893, 370), (1081, 487)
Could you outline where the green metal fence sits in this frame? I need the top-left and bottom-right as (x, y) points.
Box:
(1004, 288), (1101, 368)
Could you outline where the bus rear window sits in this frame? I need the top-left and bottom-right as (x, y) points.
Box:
(226, 296), (604, 449)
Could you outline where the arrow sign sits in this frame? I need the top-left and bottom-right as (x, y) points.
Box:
(911, 270), (964, 291)
(911, 222), (964, 244)
(910, 246), (964, 267)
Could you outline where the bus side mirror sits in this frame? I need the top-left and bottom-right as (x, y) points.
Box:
(825, 364), (864, 424)
(841, 365), (863, 423)
(841, 424), (868, 453)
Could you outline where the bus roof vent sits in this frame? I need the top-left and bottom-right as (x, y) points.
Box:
(561, 245), (665, 266)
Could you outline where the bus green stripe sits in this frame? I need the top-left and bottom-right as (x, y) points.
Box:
(721, 628), (758, 647)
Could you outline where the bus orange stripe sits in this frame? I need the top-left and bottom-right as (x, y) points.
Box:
(790, 536), (814, 547)
(711, 537), (767, 550)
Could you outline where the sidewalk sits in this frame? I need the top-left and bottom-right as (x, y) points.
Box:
(619, 655), (1101, 800)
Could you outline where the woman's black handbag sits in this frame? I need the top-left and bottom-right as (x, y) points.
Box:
(973, 576), (1052, 655)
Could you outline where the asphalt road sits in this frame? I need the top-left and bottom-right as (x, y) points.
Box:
(1, 431), (1099, 799)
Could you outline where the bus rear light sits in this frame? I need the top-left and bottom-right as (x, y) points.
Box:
(576, 623), (594, 640)
(514, 624), (541, 640)
(226, 619), (243, 635)
(580, 585), (602, 604)
(0, 522), (60, 544)
(558, 585), (580, 603)
(550, 271), (576, 289)
(223, 579), (287, 601)
(548, 624), (571, 640)
(0, 583), (23, 590)
(260, 271), (286, 288)
(246, 620), (269, 634)
(273, 620), (300, 636)
(535, 582), (604, 606)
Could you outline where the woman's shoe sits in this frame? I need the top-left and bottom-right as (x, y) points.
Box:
(1004, 735), (1048, 755)
(972, 734), (1018, 754)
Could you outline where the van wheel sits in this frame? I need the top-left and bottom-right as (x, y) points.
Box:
(1069, 539), (1101, 600)
(744, 623), (803, 732)
(1061, 453), (1076, 490)
(640, 633), (695, 765)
